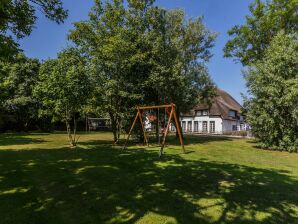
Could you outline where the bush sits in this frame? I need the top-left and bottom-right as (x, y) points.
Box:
(223, 131), (248, 137)
(244, 32), (298, 152)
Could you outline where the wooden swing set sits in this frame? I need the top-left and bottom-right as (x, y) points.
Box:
(123, 104), (185, 156)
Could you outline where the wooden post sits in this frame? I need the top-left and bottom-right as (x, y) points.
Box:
(173, 107), (185, 153)
(159, 105), (174, 157)
(137, 108), (148, 146)
(123, 111), (139, 150)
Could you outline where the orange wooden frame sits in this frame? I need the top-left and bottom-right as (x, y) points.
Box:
(123, 103), (185, 156)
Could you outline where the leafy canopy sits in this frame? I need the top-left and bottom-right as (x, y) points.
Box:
(224, 0), (298, 65)
(244, 32), (298, 151)
(0, 53), (40, 130)
(69, 0), (216, 142)
(34, 48), (91, 121)
(0, 0), (68, 60)
(34, 48), (92, 145)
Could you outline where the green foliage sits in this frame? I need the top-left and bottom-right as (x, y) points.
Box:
(69, 0), (216, 142)
(224, 0), (298, 65)
(0, 0), (68, 60)
(34, 48), (92, 145)
(0, 53), (40, 130)
(244, 32), (298, 151)
(141, 8), (217, 112)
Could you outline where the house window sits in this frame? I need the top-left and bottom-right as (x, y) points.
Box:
(229, 110), (236, 118)
(202, 121), (208, 133)
(196, 110), (208, 116)
(194, 121), (198, 132)
(182, 121), (186, 132)
(232, 125), (237, 131)
(210, 121), (215, 133)
(187, 121), (192, 132)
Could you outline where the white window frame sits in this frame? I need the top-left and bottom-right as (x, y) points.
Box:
(209, 121), (215, 133)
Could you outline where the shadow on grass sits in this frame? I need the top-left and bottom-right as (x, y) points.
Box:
(0, 133), (46, 146)
(120, 134), (233, 149)
(182, 134), (233, 145)
(245, 139), (297, 153)
(0, 140), (297, 224)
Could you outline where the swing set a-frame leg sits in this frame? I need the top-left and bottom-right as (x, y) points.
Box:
(159, 105), (185, 157)
(123, 109), (149, 150)
(123, 111), (139, 150)
(159, 105), (174, 157)
(138, 110), (149, 146)
(173, 109), (185, 153)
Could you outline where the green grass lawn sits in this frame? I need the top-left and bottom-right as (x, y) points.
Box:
(0, 132), (298, 224)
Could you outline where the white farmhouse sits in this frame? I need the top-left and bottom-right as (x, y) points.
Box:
(173, 89), (247, 134)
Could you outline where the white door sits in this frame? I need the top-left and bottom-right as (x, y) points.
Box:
(210, 121), (215, 133)
(182, 121), (186, 132)
(202, 121), (208, 133)
(194, 121), (198, 132)
(187, 121), (192, 132)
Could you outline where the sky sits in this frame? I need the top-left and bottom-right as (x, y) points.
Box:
(19, 0), (254, 103)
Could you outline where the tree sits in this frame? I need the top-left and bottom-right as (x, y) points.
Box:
(0, 0), (68, 60)
(69, 0), (216, 143)
(140, 8), (217, 139)
(0, 53), (40, 131)
(34, 48), (92, 146)
(69, 0), (154, 143)
(244, 32), (298, 151)
(224, 0), (298, 65)
(144, 8), (216, 113)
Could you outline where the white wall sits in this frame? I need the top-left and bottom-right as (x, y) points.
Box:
(178, 116), (223, 133)
(222, 120), (237, 132)
(170, 117), (248, 134)
(222, 120), (247, 132)
(169, 114), (249, 134)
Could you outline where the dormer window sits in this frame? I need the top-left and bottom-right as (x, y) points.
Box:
(197, 110), (208, 116)
(228, 110), (236, 118)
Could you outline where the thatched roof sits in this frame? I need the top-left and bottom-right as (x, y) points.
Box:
(183, 89), (242, 120)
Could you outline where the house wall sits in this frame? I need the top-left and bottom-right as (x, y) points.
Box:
(222, 120), (248, 132)
(145, 115), (248, 134)
(222, 120), (237, 132)
(178, 116), (223, 133)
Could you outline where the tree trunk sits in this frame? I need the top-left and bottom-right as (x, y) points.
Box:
(65, 120), (73, 146)
(65, 115), (78, 147)
(109, 112), (118, 144)
(117, 117), (121, 141)
(73, 114), (77, 146)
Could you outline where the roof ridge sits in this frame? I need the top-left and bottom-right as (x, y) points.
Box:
(216, 88), (242, 108)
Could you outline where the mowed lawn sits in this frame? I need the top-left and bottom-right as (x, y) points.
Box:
(0, 132), (298, 224)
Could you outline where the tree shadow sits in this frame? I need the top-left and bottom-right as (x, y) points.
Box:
(157, 134), (232, 147)
(122, 134), (233, 148)
(0, 142), (297, 223)
(0, 133), (46, 146)
(245, 139), (297, 153)
(182, 135), (233, 145)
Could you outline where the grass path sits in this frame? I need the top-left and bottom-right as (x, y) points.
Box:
(0, 132), (297, 223)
